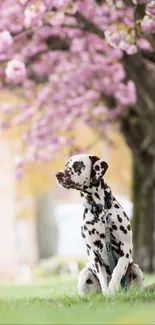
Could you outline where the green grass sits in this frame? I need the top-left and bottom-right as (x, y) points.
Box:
(0, 276), (155, 324)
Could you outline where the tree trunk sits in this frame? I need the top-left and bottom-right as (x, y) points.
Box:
(121, 53), (155, 272)
(132, 155), (155, 272)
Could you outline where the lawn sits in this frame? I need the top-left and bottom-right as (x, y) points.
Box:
(0, 275), (155, 324)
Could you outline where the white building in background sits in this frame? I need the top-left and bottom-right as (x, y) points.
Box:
(55, 196), (133, 257)
(0, 138), (39, 281)
(0, 138), (18, 279)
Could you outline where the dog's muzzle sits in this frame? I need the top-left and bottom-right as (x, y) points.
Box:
(56, 170), (72, 188)
(56, 171), (64, 182)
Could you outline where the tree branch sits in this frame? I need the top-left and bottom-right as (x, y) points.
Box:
(68, 12), (105, 38)
(26, 36), (70, 65)
(141, 50), (155, 63)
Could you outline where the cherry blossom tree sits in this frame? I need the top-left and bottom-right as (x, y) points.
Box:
(0, 0), (155, 271)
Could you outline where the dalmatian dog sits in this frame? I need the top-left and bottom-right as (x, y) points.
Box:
(56, 154), (144, 295)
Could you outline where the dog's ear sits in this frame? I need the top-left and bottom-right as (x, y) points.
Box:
(89, 155), (108, 184)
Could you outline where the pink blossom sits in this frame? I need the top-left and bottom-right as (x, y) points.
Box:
(115, 81), (137, 106)
(14, 156), (24, 179)
(120, 41), (137, 55)
(19, 0), (29, 5)
(0, 0), (147, 165)
(146, 2), (155, 17)
(0, 4), (24, 33)
(44, 0), (55, 9)
(15, 168), (24, 179)
(54, 0), (72, 9)
(6, 59), (27, 84)
(11, 108), (34, 125)
(0, 31), (13, 60)
(105, 30), (137, 55)
(24, 2), (46, 28)
(37, 150), (52, 162)
(49, 13), (65, 27)
(138, 38), (152, 50)
(105, 30), (126, 48)
(0, 31), (13, 53)
(1, 103), (12, 112)
(141, 16), (155, 33)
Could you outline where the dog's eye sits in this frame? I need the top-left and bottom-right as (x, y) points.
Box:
(72, 161), (84, 172)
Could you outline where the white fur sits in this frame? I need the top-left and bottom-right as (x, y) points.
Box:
(56, 154), (144, 296)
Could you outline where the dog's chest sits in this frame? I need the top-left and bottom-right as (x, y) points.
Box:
(81, 210), (110, 262)
(81, 207), (124, 263)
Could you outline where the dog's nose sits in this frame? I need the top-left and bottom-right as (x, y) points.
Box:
(56, 171), (64, 180)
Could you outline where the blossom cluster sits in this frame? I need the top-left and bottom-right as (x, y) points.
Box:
(0, 0), (154, 177)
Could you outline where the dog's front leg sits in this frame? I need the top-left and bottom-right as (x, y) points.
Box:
(97, 264), (108, 295)
(90, 250), (108, 295)
(108, 244), (131, 295)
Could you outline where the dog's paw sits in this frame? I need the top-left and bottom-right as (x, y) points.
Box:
(108, 282), (119, 295)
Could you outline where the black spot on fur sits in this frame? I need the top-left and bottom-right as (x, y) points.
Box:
(105, 264), (111, 275)
(111, 233), (116, 240)
(101, 217), (105, 223)
(86, 278), (93, 284)
(120, 225), (127, 234)
(100, 161), (107, 169)
(81, 227), (85, 238)
(83, 208), (88, 220)
(112, 224), (117, 231)
(120, 249), (124, 257)
(72, 161), (85, 174)
(87, 244), (91, 249)
(100, 233), (105, 239)
(126, 253), (129, 258)
(89, 155), (100, 165)
(111, 239), (118, 247)
(95, 192), (100, 200)
(117, 215), (122, 223)
(95, 165), (100, 171)
(101, 180), (105, 189)
(94, 240), (103, 250)
(114, 204), (119, 209)
(95, 262), (99, 273)
(129, 249), (132, 254)
(112, 246), (120, 255)
(127, 224), (131, 231)
(123, 211), (129, 221)
(84, 225), (88, 231)
(86, 215), (99, 226)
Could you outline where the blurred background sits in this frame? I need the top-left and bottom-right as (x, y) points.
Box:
(0, 105), (132, 283)
(0, 0), (155, 286)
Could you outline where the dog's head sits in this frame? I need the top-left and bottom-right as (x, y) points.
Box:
(56, 154), (108, 190)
